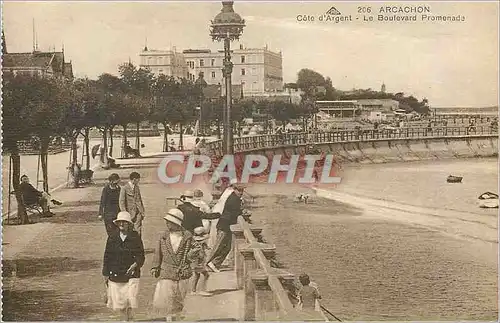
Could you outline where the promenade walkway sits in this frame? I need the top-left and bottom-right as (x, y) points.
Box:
(2, 163), (243, 321)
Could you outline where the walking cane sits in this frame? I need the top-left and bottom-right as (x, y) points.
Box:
(320, 304), (342, 322)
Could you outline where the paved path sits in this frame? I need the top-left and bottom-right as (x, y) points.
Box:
(2, 163), (242, 321)
(2, 134), (212, 218)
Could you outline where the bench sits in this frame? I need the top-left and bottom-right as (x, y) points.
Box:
(166, 197), (181, 206)
(67, 165), (95, 185)
(78, 169), (94, 185)
(9, 191), (44, 216)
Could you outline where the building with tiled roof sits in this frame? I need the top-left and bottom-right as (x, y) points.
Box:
(2, 33), (74, 80)
(3, 51), (74, 80)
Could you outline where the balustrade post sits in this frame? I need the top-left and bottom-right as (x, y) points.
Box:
(241, 248), (257, 321)
(251, 272), (277, 321)
(231, 224), (263, 289)
(231, 224), (246, 288)
(240, 242), (275, 321)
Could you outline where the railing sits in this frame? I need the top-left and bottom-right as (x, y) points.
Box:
(230, 216), (327, 321)
(206, 126), (498, 155)
(15, 140), (72, 155)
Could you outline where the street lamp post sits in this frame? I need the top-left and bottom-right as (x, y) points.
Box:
(210, 1), (245, 155)
(195, 106), (202, 136)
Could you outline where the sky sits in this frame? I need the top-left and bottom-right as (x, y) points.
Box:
(2, 1), (499, 107)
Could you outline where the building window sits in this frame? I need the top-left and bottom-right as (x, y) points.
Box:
(159, 69), (163, 74)
(241, 56), (245, 63)
(211, 71), (216, 78)
(241, 68), (246, 76)
(199, 72), (204, 78)
(200, 59), (204, 67)
(211, 59), (215, 66)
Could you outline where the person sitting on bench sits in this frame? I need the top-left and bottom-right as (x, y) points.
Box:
(124, 144), (141, 158)
(19, 175), (62, 217)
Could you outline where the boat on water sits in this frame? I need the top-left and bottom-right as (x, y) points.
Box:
(478, 192), (499, 208)
(447, 175), (463, 183)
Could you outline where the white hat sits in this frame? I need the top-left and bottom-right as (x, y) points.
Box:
(193, 189), (204, 200)
(164, 208), (184, 226)
(113, 211), (134, 224)
(181, 190), (195, 202)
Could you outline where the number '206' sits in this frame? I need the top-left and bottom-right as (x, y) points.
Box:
(358, 6), (371, 13)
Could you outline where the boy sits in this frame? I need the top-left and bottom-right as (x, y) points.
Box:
(298, 273), (321, 311)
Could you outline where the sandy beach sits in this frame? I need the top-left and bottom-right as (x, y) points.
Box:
(246, 159), (498, 321)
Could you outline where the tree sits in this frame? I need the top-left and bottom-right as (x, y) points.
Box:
(151, 75), (178, 152)
(294, 68), (432, 115)
(60, 80), (87, 187)
(75, 78), (101, 170)
(119, 63), (154, 156)
(296, 68), (326, 99)
(169, 78), (201, 150)
(232, 99), (256, 136)
(267, 101), (298, 127)
(27, 76), (69, 193)
(324, 77), (342, 101)
(201, 99), (224, 139)
(2, 73), (33, 224)
(95, 73), (123, 165)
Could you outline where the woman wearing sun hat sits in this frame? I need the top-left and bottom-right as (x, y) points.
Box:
(102, 211), (145, 321)
(151, 208), (195, 321)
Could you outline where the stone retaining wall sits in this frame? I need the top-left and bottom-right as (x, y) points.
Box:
(231, 136), (498, 165)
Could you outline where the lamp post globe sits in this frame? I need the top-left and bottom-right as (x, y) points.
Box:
(210, 1), (245, 155)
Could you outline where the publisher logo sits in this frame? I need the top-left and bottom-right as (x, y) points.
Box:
(326, 6), (341, 15)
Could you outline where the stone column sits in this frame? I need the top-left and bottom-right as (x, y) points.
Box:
(251, 272), (277, 321)
(240, 242), (275, 320)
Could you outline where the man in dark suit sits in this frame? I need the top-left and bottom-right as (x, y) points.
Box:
(177, 190), (204, 234)
(19, 175), (62, 217)
(205, 182), (245, 272)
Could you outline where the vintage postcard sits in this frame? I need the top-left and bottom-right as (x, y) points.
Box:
(1, 1), (498, 321)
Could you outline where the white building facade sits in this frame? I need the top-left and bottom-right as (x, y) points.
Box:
(139, 45), (284, 96)
(139, 48), (187, 79)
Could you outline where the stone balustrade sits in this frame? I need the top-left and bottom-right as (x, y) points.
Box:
(230, 216), (327, 321)
(206, 126), (498, 156)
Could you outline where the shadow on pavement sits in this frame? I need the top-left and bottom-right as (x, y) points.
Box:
(117, 164), (161, 169)
(2, 289), (101, 321)
(55, 200), (101, 208)
(197, 318), (238, 321)
(137, 317), (238, 322)
(207, 288), (239, 296)
(2, 257), (101, 278)
(41, 210), (102, 224)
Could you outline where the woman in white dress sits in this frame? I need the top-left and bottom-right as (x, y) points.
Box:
(102, 211), (145, 321)
(151, 208), (195, 321)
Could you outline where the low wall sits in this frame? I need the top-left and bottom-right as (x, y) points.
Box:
(229, 136), (498, 165)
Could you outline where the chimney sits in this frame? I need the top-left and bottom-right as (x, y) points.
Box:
(239, 44), (243, 50)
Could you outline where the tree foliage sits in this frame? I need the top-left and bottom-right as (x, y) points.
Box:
(296, 68), (430, 114)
